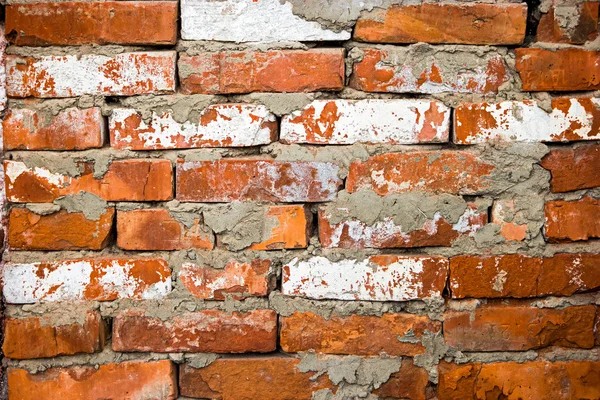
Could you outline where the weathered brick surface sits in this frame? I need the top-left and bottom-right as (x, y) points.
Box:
(6, 2), (178, 46)
(179, 259), (272, 300)
(109, 104), (277, 150)
(7, 52), (176, 98)
(449, 254), (600, 299)
(176, 159), (341, 202)
(179, 49), (345, 94)
(454, 98), (600, 143)
(2, 258), (171, 303)
(8, 208), (114, 250)
(444, 304), (596, 351)
(347, 152), (494, 195)
(541, 144), (600, 192)
(354, 4), (527, 44)
(537, 3), (599, 44)
(374, 359), (429, 400)
(116, 209), (214, 250)
(544, 197), (600, 242)
(282, 255), (448, 301)
(113, 309), (276, 353)
(281, 99), (450, 144)
(491, 199), (528, 242)
(3, 311), (106, 359)
(179, 358), (334, 399)
(280, 312), (440, 356)
(5, 159), (173, 202)
(246, 205), (312, 250)
(8, 361), (177, 400)
(3, 107), (105, 150)
(516, 48), (600, 91)
(350, 47), (510, 94)
(438, 361), (600, 400)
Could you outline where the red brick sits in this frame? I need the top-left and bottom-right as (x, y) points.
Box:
(3, 107), (105, 150)
(6, 1), (178, 46)
(449, 254), (600, 299)
(2, 258), (171, 303)
(354, 3), (526, 45)
(8, 360), (177, 400)
(246, 205), (311, 250)
(516, 48), (600, 91)
(113, 309), (276, 353)
(537, 3), (599, 44)
(350, 47), (509, 94)
(444, 304), (596, 351)
(541, 144), (600, 192)
(3, 311), (105, 359)
(595, 306), (600, 346)
(179, 259), (272, 300)
(109, 104), (277, 150)
(347, 152), (494, 195)
(4, 159), (173, 202)
(179, 358), (334, 399)
(280, 312), (440, 356)
(544, 196), (600, 242)
(319, 203), (487, 249)
(178, 49), (345, 94)
(374, 359), (429, 400)
(454, 98), (600, 144)
(438, 361), (600, 400)
(7, 52), (176, 98)
(8, 208), (114, 250)
(116, 209), (214, 251)
(176, 159), (342, 202)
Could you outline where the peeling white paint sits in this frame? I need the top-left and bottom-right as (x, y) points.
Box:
(281, 99), (450, 144)
(2, 259), (172, 304)
(455, 98), (600, 143)
(7, 52), (176, 98)
(110, 104), (276, 149)
(282, 256), (446, 301)
(181, 0), (350, 42)
(4, 160), (68, 198)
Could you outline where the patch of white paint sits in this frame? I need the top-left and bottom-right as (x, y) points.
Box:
(181, 0), (350, 42)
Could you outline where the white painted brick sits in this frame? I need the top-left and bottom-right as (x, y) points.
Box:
(282, 255), (448, 301)
(181, 0), (350, 42)
(2, 259), (172, 304)
(6, 51), (176, 98)
(110, 104), (277, 149)
(281, 99), (450, 144)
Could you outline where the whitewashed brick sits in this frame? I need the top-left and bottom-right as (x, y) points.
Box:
(181, 0), (350, 42)
(281, 99), (450, 144)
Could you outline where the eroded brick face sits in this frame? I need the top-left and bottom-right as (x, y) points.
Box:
(2, 1), (599, 398)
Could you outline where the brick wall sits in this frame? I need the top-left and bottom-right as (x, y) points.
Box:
(1, 0), (600, 399)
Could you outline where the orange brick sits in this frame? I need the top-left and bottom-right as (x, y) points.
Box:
(354, 3), (526, 44)
(516, 48), (600, 91)
(449, 254), (600, 299)
(8, 208), (114, 250)
(347, 152), (494, 195)
(116, 209), (214, 250)
(374, 359), (429, 400)
(178, 49), (345, 94)
(176, 159), (342, 202)
(6, 1), (178, 46)
(4, 159), (173, 202)
(248, 205), (311, 250)
(179, 358), (334, 399)
(537, 3), (599, 44)
(541, 144), (600, 192)
(3, 107), (105, 150)
(113, 309), (277, 353)
(280, 312), (440, 356)
(544, 196), (600, 242)
(179, 259), (272, 300)
(3, 311), (105, 359)
(438, 361), (600, 400)
(8, 360), (177, 400)
(444, 304), (596, 351)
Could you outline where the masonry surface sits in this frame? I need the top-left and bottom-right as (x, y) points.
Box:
(0, 0), (599, 399)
